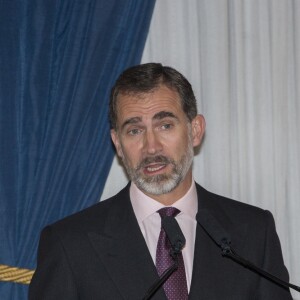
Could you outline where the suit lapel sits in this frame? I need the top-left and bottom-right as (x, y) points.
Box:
(88, 187), (167, 300)
(189, 184), (248, 299)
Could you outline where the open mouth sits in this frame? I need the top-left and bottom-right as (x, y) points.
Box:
(144, 163), (168, 175)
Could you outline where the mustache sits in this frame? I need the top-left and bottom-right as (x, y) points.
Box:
(136, 155), (173, 170)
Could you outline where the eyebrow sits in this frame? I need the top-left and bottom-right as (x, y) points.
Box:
(153, 111), (178, 121)
(121, 117), (142, 130)
(120, 111), (178, 131)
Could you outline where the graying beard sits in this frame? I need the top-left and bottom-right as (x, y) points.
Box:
(135, 173), (182, 195)
(133, 144), (193, 195)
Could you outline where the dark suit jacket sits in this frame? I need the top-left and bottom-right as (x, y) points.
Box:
(29, 183), (292, 299)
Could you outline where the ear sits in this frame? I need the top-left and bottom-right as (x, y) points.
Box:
(111, 129), (124, 158)
(191, 114), (206, 147)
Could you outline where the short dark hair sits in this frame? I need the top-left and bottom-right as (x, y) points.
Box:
(109, 63), (198, 130)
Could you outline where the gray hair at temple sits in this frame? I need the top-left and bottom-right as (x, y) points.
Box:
(109, 63), (198, 130)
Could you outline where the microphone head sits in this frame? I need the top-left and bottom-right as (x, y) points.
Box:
(196, 209), (231, 253)
(162, 216), (186, 254)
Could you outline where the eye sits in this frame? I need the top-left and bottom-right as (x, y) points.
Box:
(128, 128), (142, 136)
(161, 123), (173, 130)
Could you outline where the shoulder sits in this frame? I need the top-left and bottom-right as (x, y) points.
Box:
(196, 183), (267, 214)
(195, 183), (274, 229)
(46, 184), (131, 234)
(195, 183), (282, 261)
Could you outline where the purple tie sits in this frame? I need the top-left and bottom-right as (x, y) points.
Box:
(156, 207), (188, 300)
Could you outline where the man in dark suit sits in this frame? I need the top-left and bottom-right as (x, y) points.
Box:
(29, 63), (292, 299)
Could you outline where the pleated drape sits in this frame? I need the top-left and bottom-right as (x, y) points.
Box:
(0, 0), (155, 299)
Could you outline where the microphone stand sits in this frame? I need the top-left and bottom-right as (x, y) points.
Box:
(197, 209), (300, 293)
(142, 216), (186, 300)
(222, 247), (300, 293)
(142, 255), (179, 300)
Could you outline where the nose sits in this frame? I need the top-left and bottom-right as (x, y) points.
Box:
(142, 130), (162, 155)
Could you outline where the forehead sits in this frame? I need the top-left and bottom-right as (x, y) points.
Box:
(116, 85), (184, 123)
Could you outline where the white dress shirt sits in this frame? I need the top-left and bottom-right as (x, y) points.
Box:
(130, 181), (198, 292)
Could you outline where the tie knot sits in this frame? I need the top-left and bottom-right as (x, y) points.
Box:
(158, 207), (180, 218)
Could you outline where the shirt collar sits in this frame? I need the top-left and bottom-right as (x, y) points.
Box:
(130, 180), (198, 224)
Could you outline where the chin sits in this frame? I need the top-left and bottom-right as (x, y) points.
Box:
(135, 175), (182, 196)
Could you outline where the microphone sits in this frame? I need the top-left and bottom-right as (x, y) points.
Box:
(161, 216), (186, 257)
(142, 215), (186, 300)
(196, 209), (232, 254)
(196, 209), (300, 293)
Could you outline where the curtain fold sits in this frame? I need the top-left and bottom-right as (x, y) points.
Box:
(0, 0), (156, 299)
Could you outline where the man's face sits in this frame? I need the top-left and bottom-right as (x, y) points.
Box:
(111, 85), (205, 201)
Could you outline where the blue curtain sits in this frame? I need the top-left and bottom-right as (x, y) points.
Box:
(0, 0), (156, 298)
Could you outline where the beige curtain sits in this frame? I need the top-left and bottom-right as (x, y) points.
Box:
(102, 1), (300, 298)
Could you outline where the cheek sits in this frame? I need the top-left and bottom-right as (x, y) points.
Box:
(172, 132), (192, 152)
(121, 144), (141, 167)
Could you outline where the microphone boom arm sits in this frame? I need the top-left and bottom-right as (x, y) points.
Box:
(196, 209), (300, 293)
(223, 247), (300, 293)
